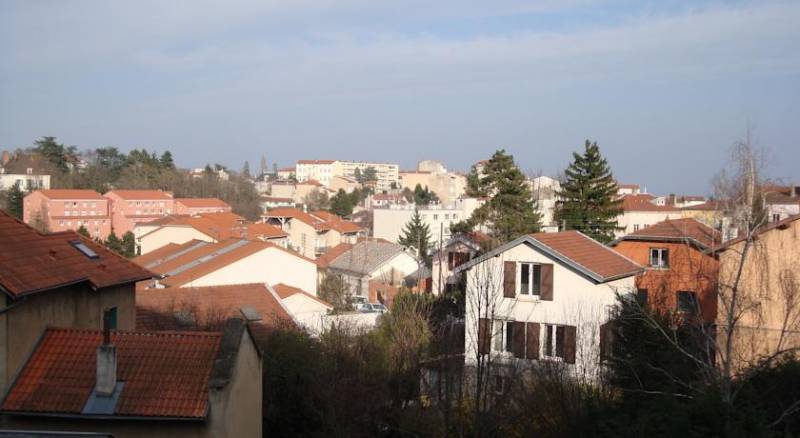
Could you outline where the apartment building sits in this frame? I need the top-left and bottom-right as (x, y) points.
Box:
(295, 160), (338, 186)
(398, 160), (467, 205)
(23, 189), (112, 238)
(263, 207), (364, 258)
(373, 198), (483, 245)
(105, 190), (175, 236)
(0, 150), (51, 191)
(339, 160), (399, 192)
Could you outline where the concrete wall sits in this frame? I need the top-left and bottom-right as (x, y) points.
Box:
(282, 294), (331, 335)
(187, 247), (318, 294)
(616, 210), (683, 237)
(0, 283), (135, 393)
(464, 242), (635, 380)
(717, 218), (800, 370)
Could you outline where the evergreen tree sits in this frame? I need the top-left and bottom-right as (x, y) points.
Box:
(330, 189), (355, 217)
(105, 232), (123, 255)
(457, 150), (542, 243)
(465, 164), (488, 197)
(413, 184), (439, 205)
(121, 231), (136, 258)
(398, 209), (431, 262)
(159, 151), (175, 169)
(260, 155), (268, 176)
(5, 182), (24, 219)
(554, 140), (622, 243)
(76, 225), (90, 238)
(242, 161), (251, 178)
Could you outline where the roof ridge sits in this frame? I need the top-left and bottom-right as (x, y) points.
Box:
(45, 326), (222, 338)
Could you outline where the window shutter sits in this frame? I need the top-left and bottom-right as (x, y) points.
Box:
(526, 323), (540, 360)
(478, 318), (490, 355)
(503, 261), (516, 298)
(563, 325), (577, 364)
(540, 264), (554, 300)
(599, 321), (611, 361)
(512, 321), (526, 358)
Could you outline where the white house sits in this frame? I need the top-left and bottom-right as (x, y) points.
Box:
(616, 194), (683, 237)
(326, 240), (420, 299)
(456, 230), (641, 380)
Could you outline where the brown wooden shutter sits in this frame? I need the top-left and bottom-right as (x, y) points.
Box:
(540, 264), (554, 301)
(512, 321), (526, 358)
(503, 261), (516, 298)
(478, 318), (490, 355)
(599, 321), (613, 361)
(526, 322), (540, 359)
(563, 325), (577, 364)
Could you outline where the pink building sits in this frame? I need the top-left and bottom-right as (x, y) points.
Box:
(105, 190), (175, 236)
(23, 189), (111, 239)
(175, 198), (232, 215)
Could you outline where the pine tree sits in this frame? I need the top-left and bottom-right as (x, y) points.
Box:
(554, 140), (622, 243)
(260, 155), (268, 176)
(458, 150), (542, 243)
(5, 182), (24, 219)
(105, 232), (123, 255)
(398, 209), (432, 262)
(77, 225), (91, 238)
(121, 231), (136, 258)
(159, 151), (175, 169)
(465, 164), (488, 197)
(330, 189), (355, 217)
(242, 161), (251, 179)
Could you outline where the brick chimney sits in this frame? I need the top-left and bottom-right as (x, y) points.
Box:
(95, 310), (117, 397)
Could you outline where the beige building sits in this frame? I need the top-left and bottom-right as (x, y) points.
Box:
(399, 164), (467, 206)
(329, 175), (361, 194)
(263, 208), (364, 258)
(373, 198), (483, 245)
(715, 214), (800, 371)
(295, 159), (400, 192)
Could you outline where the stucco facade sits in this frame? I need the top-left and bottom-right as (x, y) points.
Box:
(23, 190), (111, 238)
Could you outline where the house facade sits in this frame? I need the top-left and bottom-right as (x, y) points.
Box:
(458, 231), (641, 379)
(611, 218), (720, 324)
(263, 208), (363, 258)
(326, 240), (420, 299)
(105, 190), (175, 236)
(616, 194), (683, 237)
(174, 197), (232, 215)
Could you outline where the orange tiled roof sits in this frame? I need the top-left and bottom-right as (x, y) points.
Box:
(272, 283), (332, 308)
(311, 210), (363, 234)
(299, 179), (324, 187)
(298, 160), (336, 164)
(316, 243), (353, 268)
(621, 194), (679, 212)
(0, 328), (221, 419)
(137, 283), (293, 330)
(0, 210), (153, 297)
(617, 218), (721, 250)
(34, 189), (105, 200)
(175, 198), (231, 209)
(106, 190), (174, 200)
(529, 231), (642, 281)
(265, 207), (330, 231)
(140, 212), (286, 241)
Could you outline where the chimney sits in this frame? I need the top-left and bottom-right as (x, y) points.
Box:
(95, 311), (117, 397)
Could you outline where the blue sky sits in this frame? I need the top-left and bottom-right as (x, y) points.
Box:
(1, 0), (798, 194)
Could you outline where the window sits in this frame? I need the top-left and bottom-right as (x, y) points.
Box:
(103, 307), (118, 330)
(633, 224), (640, 232)
(71, 240), (99, 259)
(433, 214), (438, 220)
(636, 289), (649, 307)
(649, 248), (669, 268)
(544, 324), (566, 359)
(677, 291), (698, 314)
(491, 320), (515, 353)
(773, 213), (781, 222)
(519, 263), (542, 296)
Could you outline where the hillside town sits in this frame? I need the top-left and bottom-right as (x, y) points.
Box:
(0, 136), (798, 437)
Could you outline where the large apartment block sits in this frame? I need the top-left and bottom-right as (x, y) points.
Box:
(295, 159), (400, 192)
(23, 189), (112, 239)
(105, 190), (176, 236)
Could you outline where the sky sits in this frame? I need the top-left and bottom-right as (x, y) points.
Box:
(1, 0), (799, 195)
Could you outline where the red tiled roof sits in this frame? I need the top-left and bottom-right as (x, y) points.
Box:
(311, 210), (363, 234)
(316, 243), (353, 268)
(0, 210), (153, 298)
(621, 194), (679, 212)
(272, 283), (332, 308)
(175, 198), (231, 209)
(137, 283), (293, 330)
(530, 231), (642, 281)
(616, 218), (722, 250)
(264, 207), (330, 231)
(0, 328), (221, 419)
(33, 189), (105, 200)
(297, 160), (336, 165)
(106, 190), (174, 200)
(140, 212), (286, 241)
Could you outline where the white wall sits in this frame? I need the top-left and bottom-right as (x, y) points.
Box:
(369, 252), (420, 281)
(281, 293), (331, 335)
(616, 211), (683, 237)
(463, 242), (635, 379)
(185, 247), (318, 294)
(138, 226), (214, 254)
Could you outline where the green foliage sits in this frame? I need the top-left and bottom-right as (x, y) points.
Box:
(76, 225), (90, 238)
(104, 232), (123, 255)
(398, 209), (431, 261)
(329, 189), (356, 217)
(303, 189), (330, 211)
(354, 166), (378, 184)
(465, 164), (487, 197)
(159, 151), (175, 170)
(412, 184), (439, 205)
(121, 231), (136, 258)
(34, 136), (78, 173)
(554, 140), (622, 243)
(5, 182), (24, 219)
(241, 160), (251, 178)
(462, 149), (542, 243)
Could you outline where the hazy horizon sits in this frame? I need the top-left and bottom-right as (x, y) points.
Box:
(2, 1), (799, 195)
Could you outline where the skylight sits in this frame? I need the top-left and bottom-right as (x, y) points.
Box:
(71, 240), (99, 259)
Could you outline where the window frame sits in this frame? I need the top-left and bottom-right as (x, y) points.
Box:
(518, 262), (542, 296)
(649, 247), (670, 268)
(543, 324), (566, 361)
(676, 291), (698, 314)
